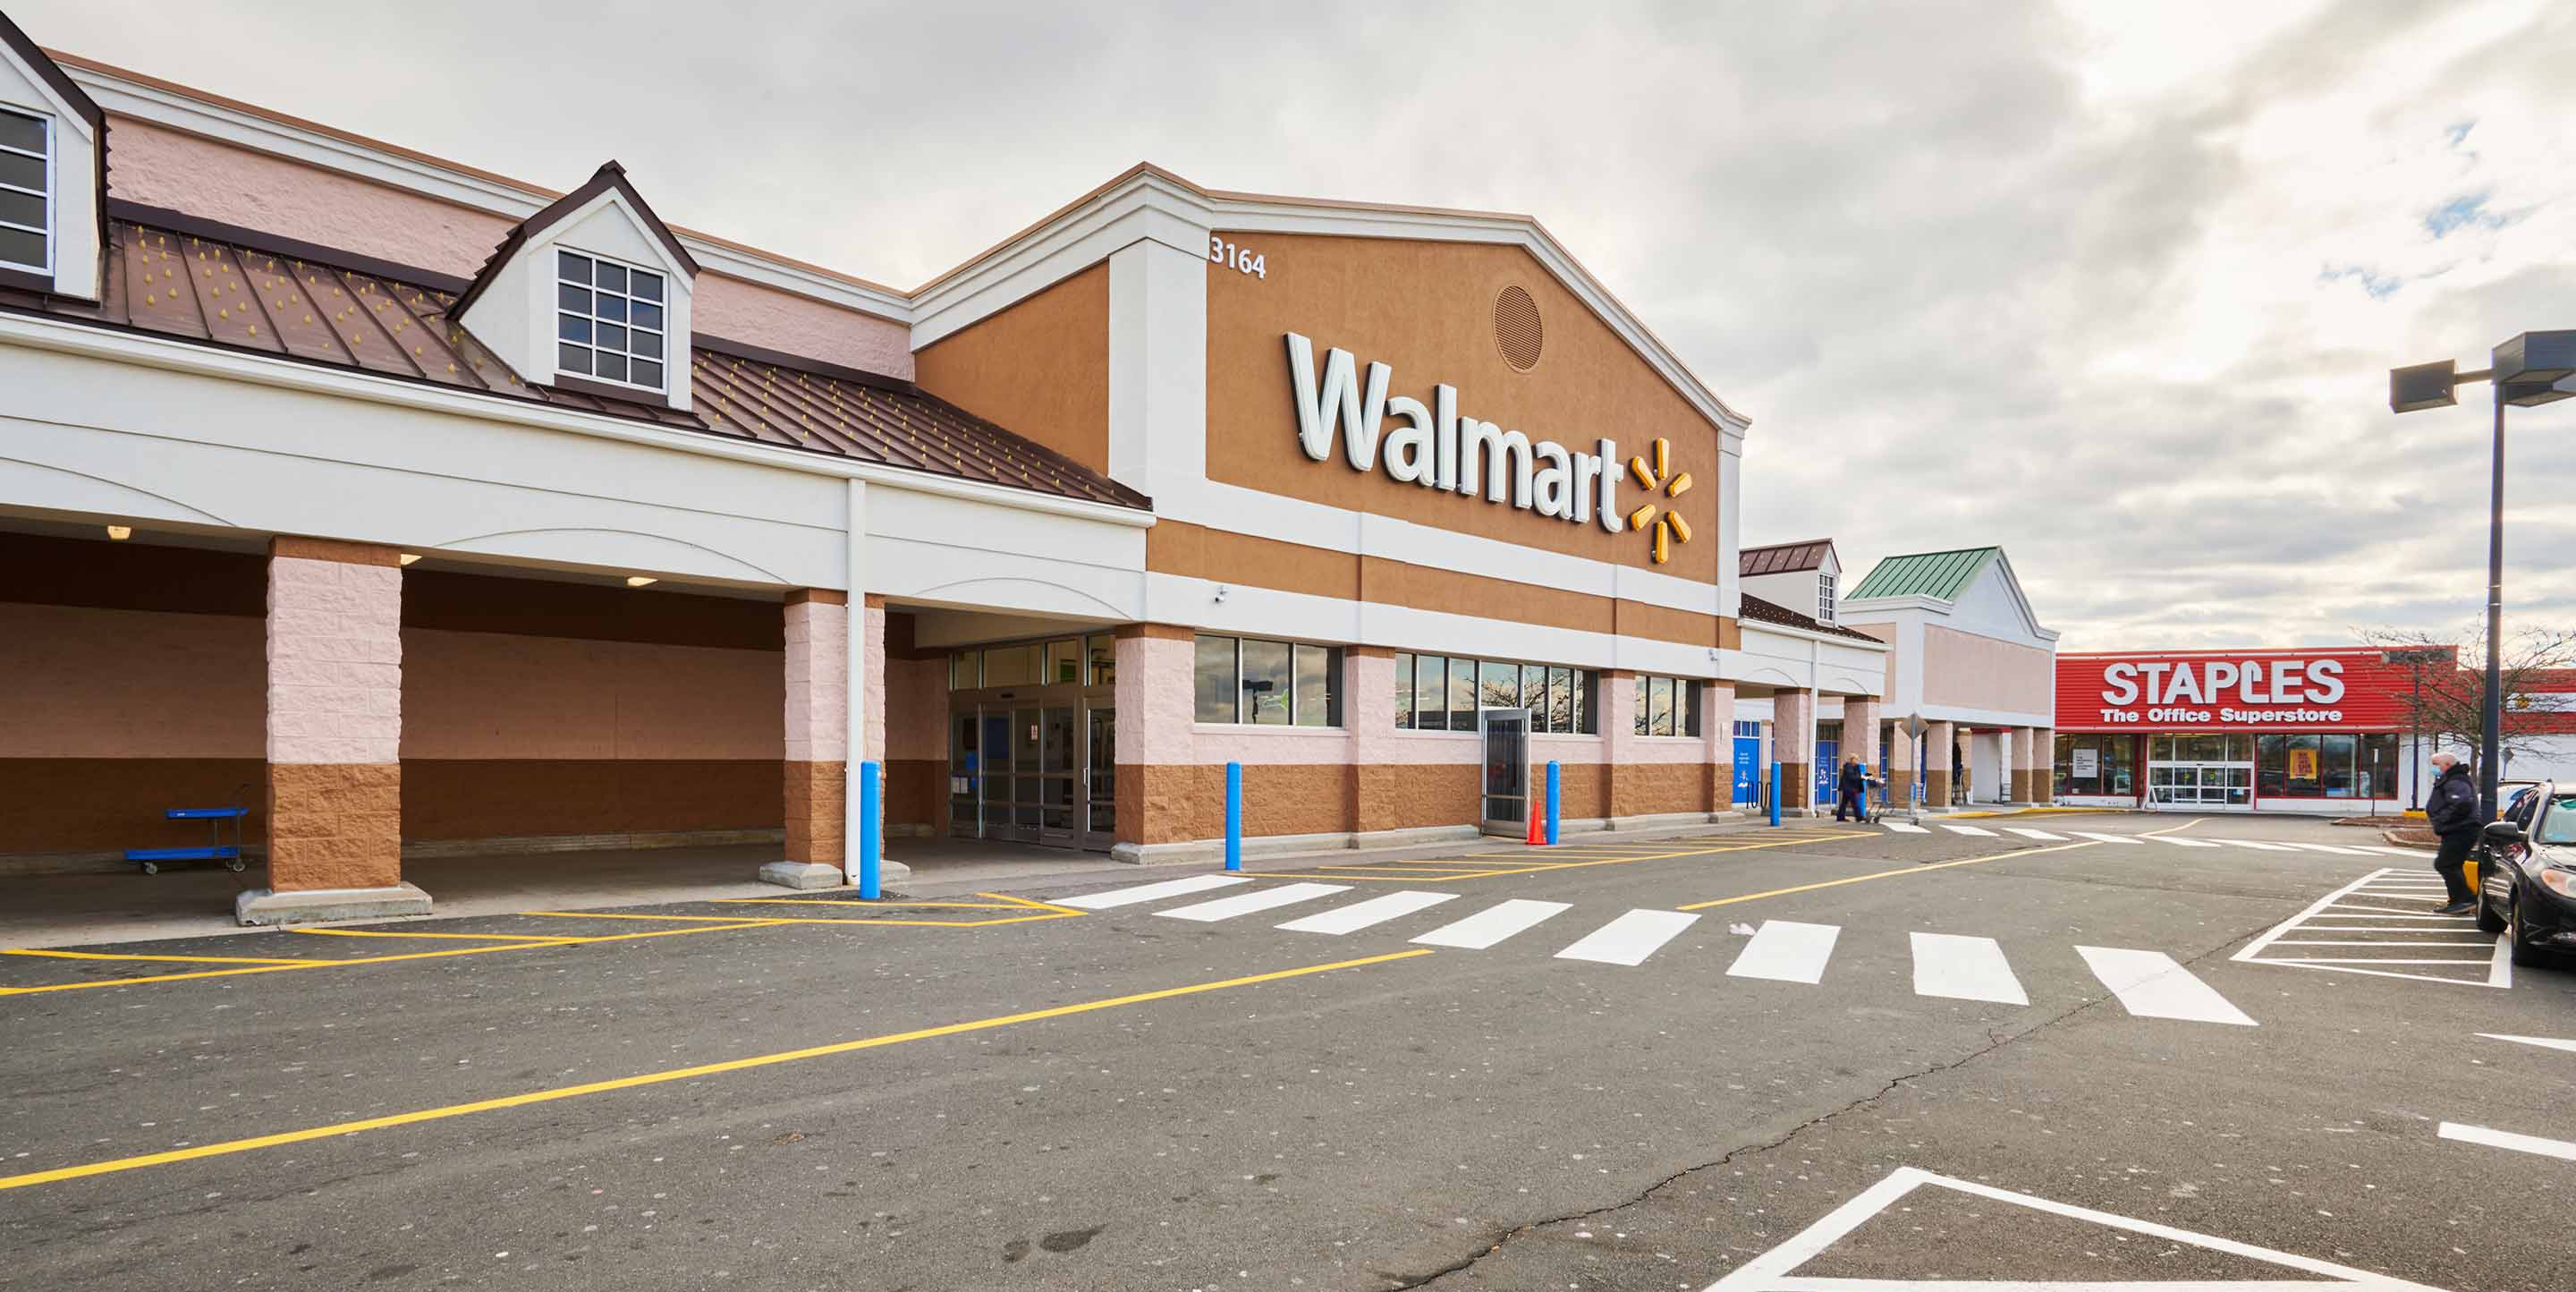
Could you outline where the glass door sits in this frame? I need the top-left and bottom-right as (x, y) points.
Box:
(1038, 706), (1080, 847)
(978, 710), (1013, 839)
(1011, 707), (1042, 842)
(948, 712), (980, 838)
(1479, 707), (1532, 834)
(2146, 735), (2253, 811)
(1083, 706), (1115, 849)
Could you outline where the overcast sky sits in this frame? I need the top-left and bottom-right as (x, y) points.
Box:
(21, 0), (2575, 650)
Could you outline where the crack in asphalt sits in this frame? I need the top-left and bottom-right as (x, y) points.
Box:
(1382, 913), (2289, 1291)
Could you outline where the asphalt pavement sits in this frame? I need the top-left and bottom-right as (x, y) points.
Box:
(3, 811), (2571, 1291)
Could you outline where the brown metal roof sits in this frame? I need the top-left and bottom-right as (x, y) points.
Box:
(1740, 539), (1834, 576)
(1740, 591), (1885, 643)
(3, 217), (1147, 510)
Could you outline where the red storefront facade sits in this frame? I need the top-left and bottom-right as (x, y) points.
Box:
(2053, 648), (2427, 813)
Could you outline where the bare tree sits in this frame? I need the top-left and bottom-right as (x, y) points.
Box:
(2354, 624), (2576, 772)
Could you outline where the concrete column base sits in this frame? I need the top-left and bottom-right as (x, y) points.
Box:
(759, 859), (916, 889)
(235, 882), (432, 927)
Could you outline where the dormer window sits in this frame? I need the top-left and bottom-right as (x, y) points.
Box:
(0, 106), (47, 275)
(556, 249), (666, 391)
(1818, 571), (1837, 624)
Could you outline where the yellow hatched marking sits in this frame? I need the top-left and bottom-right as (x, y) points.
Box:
(517, 909), (1081, 930)
(0, 948), (1434, 1193)
(0, 922), (788, 996)
(3, 948), (321, 966)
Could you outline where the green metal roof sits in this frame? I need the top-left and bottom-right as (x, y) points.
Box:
(1847, 547), (1997, 601)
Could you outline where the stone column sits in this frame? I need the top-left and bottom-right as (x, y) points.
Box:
(1840, 695), (1882, 815)
(764, 589), (849, 888)
(1701, 682), (1735, 815)
(1345, 647), (1395, 837)
(1886, 716), (1918, 807)
(238, 536), (425, 925)
(1110, 625), (1198, 863)
(1924, 720), (1955, 807)
(1774, 688), (1815, 813)
(2025, 727), (2055, 803)
(1601, 670), (1640, 821)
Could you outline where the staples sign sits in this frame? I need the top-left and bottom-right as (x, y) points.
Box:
(2095, 659), (2345, 726)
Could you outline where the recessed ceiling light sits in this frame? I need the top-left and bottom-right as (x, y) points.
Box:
(104, 524), (132, 540)
(397, 553), (422, 566)
(626, 575), (658, 588)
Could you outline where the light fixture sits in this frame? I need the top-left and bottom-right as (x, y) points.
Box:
(397, 553), (422, 566)
(626, 575), (658, 588)
(2387, 360), (2458, 413)
(104, 524), (132, 540)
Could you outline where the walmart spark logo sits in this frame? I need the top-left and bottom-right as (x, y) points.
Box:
(1624, 438), (1692, 565)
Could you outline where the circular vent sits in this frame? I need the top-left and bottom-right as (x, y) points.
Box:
(1493, 285), (1544, 371)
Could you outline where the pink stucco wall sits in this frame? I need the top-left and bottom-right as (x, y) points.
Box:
(105, 116), (913, 379)
(0, 603), (261, 758)
(781, 599), (848, 764)
(402, 628), (779, 761)
(1921, 625), (2054, 715)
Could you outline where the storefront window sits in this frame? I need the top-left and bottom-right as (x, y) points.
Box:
(1394, 653), (1414, 728)
(1547, 667), (1573, 732)
(1086, 634), (1114, 685)
(950, 650), (979, 690)
(1045, 638), (1082, 685)
(1479, 660), (1520, 709)
(2361, 733), (2399, 797)
(1393, 656), (1595, 734)
(1413, 656), (1448, 731)
(2253, 732), (2399, 799)
(1447, 653), (1477, 725)
(1631, 676), (1697, 737)
(1196, 633), (1341, 726)
(2055, 734), (2136, 796)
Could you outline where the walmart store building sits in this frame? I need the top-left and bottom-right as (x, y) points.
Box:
(0, 13), (1890, 922)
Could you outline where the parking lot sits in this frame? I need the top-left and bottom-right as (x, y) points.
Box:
(3, 812), (2572, 1290)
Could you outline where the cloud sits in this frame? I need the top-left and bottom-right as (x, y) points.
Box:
(13, 0), (2574, 653)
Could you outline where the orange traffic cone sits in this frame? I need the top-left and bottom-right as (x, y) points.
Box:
(1526, 801), (1546, 846)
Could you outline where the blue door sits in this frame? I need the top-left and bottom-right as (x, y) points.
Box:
(1814, 738), (1838, 804)
(1732, 736), (1760, 805)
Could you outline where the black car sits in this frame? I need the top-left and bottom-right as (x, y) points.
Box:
(2475, 780), (2576, 966)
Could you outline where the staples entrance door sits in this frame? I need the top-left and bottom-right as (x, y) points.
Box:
(1479, 707), (1532, 835)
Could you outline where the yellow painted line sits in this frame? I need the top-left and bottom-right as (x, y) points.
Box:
(3, 948), (322, 966)
(290, 928), (567, 943)
(0, 922), (788, 997)
(1680, 838), (2103, 911)
(518, 909), (1080, 930)
(0, 948), (1434, 1194)
(2144, 817), (2205, 836)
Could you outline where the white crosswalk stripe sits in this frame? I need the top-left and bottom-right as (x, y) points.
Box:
(1275, 889), (1457, 935)
(2281, 842), (2372, 855)
(2077, 946), (2257, 1025)
(1058, 874), (1249, 909)
(2148, 835), (2220, 848)
(1911, 931), (2028, 1005)
(1884, 821), (1932, 834)
(1941, 825), (1998, 837)
(1412, 898), (1571, 949)
(1555, 909), (1700, 966)
(1728, 920), (1841, 983)
(2067, 831), (2144, 844)
(1157, 882), (1349, 922)
(2004, 828), (2067, 841)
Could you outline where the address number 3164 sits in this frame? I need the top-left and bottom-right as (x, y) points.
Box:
(1209, 236), (1267, 279)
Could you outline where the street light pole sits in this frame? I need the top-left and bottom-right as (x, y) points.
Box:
(2480, 384), (2505, 824)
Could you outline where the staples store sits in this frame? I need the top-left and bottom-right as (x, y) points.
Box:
(2053, 649), (2415, 813)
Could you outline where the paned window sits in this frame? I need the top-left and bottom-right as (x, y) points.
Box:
(2054, 734), (2137, 796)
(0, 106), (47, 274)
(1196, 634), (1340, 726)
(1631, 675), (1700, 737)
(556, 250), (667, 391)
(1818, 572), (1837, 624)
(1392, 653), (1594, 734)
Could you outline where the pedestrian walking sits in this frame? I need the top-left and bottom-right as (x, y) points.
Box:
(1834, 753), (1872, 823)
(2422, 752), (2481, 914)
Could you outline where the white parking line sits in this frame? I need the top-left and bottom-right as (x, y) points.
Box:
(1275, 890), (1456, 935)
(2438, 1122), (2576, 1162)
(1883, 822), (1931, 834)
(1156, 882), (1350, 922)
(1910, 932), (2027, 1005)
(2206, 838), (2301, 852)
(1940, 825), (1998, 837)
(2478, 1033), (2576, 1055)
(1555, 910), (1700, 966)
(2282, 842), (2372, 855)
(2148, 836), (2220, 848)
(1728, 920), (1842, 984)
(1411, 899), (1571, 949)
(2004, 828), (2066, 841)
(1056, 874), (1249, 909)
(2067, 831), (2145, 844)
(2076, 946), (2257, 1025)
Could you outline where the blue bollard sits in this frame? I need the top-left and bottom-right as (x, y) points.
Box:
(1224, 761), (1243, 872)
(858, 759), (882, 899)
(1545, 761), (1562, 846)
(1769, 760), (1783, 827)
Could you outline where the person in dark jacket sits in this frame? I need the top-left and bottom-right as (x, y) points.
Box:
(1834, 754), (1872, 823)
(2423, 752), (2481, 914)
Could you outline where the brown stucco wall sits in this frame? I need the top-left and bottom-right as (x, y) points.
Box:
(1205, 234), (1724, 580)
(1355, 762), (1481, 834)
(914, 261), (1112, 474)
(402, 760), (782, 840)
